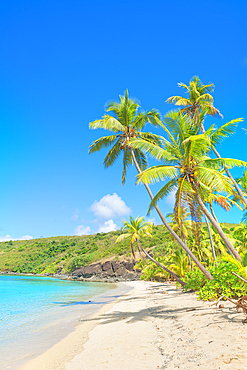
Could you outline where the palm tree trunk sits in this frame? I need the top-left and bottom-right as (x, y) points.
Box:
(184, 238), (193, 270)
(131, 242), (136, 260)
(209, 203), (218, 222)
(192, 183), (241, 261)
(204, 215), (217, 265)
(130, 147), (213, 280)
(136, 239), (186, 286)
(200, 123), (247, 209)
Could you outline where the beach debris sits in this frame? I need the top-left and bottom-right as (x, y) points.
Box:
(211, 291), (247, 323)
(185, 308), (196, 312)
(231, 271), (247, 284)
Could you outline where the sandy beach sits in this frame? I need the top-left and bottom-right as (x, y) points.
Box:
(20, 281), (247, 370)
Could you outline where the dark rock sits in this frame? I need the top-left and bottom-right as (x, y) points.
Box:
(71, 259), (140, 282)
(122, 261), (135, 271)
(102, 261), (112, 271)
(111, 261), (121, 272)
(114, 266), (128, 276)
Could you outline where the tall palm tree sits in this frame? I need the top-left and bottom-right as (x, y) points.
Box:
(131, 111), (246, 262)
(167, 76), (247, 209)
(89, 91), (213, 280)
(89, 90), (161, 185)
(115, 216), (186, 286)
(166, 76), (222, 128)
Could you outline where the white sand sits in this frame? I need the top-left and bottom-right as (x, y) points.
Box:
(20, 281), (247, 370)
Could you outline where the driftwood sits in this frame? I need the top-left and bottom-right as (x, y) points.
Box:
(231, 271), (247, 284)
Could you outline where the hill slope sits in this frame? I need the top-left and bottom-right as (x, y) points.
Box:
(0, 225), (172, 274)
(0, 223), (237, 275)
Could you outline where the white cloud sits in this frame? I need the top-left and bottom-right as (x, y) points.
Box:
(0, 235), (33, 242)
(147, 217), (159, 225)
(71, 209), (79, 221)
(165, 190), (176, 208)
(73, 225), (91, 236)
(71, 214), (79, 221)
(90, 193), (131, 220)
(97, 220), (117, 233)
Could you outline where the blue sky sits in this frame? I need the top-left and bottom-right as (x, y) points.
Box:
(0, 0), (247, 240)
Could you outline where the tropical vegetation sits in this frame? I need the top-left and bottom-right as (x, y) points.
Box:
(88, 76), (247, 300)
(1, 76), (247, 303)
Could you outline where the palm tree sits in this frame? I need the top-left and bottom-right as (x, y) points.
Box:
(131, 111), (246, 262)
(115, 216), (186, 286)
(89, 91), (213, 280)
(167, 76), (247, 209)
(167, 248), (190, 277)
(89, 90), (161, 185)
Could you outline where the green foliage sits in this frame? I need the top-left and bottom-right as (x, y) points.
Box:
(135, 256), (169, 281)
(183, 262), (247, 300)
(183, 268), (207, 291)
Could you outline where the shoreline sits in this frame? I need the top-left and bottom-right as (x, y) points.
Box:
(20, 280), (247, 370)
(0, 276), (130, 370)
(19, 282), (136, 370)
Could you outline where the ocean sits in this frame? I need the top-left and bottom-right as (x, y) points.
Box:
(0, 274), (126, 369)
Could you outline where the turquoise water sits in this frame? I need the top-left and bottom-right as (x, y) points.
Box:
(0, 275), (121, 369)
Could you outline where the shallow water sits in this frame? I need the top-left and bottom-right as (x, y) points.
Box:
(0, 275), (126, 369)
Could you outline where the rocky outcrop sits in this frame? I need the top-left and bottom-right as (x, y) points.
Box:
(71, 260), (141, 282)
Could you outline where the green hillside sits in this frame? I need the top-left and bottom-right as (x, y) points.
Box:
(0, 225), (173, 274)
(0, 222), (240, 276)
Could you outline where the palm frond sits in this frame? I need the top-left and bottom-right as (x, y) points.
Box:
(197, 166), (233, 193)
(103, 139), (122, 168)
(147, 178), (178, 213)
(166, 96), (191, 106)
(139, 132), (163, 146)
(89, 135), (117, 154)
(209, 119), (242, 147)
(203, 158), (247, 170)
(130, 138), (179, 163)
(133, 148), (148, 172)
(89, 116), (125, 132)
(136, 165), (179, 185)
(132, 110), (161, 130)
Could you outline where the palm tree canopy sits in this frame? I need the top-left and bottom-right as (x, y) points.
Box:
(116, 216), (153, 245)
(166, 76), (223, 119)
(89, 90), (162, 184)
(130, 111), (247, 214)
(115, 216), (153, 259)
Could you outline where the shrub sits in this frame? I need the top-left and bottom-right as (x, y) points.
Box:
(183, 262), (247, 300)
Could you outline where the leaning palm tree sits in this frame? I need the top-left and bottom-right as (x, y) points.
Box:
(115, 216), (186, 286)
(131, 111), (247, 262)
(167, 76), (247, 208)
(89, 91), (213, 280)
